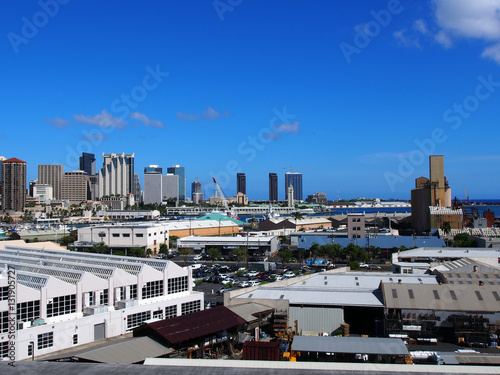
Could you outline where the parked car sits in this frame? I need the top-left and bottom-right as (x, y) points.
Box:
(245, 270), (259, 278)
(283, 271), (296, 278)
(369, 264), (382, 270)
(216, 286), (232, 295)
(359, 263), (370, 269)
(237, 280), (249, 288)
(193, 254), (203, 261)
(247, 279), (260, 287)
(221, 278), (236, 286)
(186, 259), (196, 264)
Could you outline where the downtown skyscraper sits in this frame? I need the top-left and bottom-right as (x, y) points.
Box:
(269, 173), (278, 202)
(98, 153), (134, 198)
(38, 164), (64, 199)
(167, 165), (185, 202)
(237, 173), (246, 195)
(1, 158), (27, 211)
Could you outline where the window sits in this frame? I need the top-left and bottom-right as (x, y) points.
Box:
(126, 311), (150, 330)
(28, 343), (33, 357)
(165, 305), (177, 319)
(47, 295), (76, 318)
(153, 310), (163, 319)
(0, 341), (8, 358)
(130, 285), (138, 299)
(0, 311), (7, 334)
(0, 286), (8, 301)
(181, 300), (201, 315)
(112, 233), (119, 237)
(450, 290), (457, 300)
(37, 332), (54, 349)
(475, 291), (483, 301)
(142, 280), (163, 299)
(122, 233), (130, 238)
(17, 300), (40, 322)
(73, 334), (78, 345)
(136, 233), (144, 237)
(89, 292), (95, 306)
(408, 290), (414, 299)
(168, 276), (188, 294)
(492, 291), (500, 301)
(391, 289), (398, 298)
(432, 290), (440, 300)
(100, 289), (108, 305)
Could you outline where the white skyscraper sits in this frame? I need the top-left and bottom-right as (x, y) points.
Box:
(98, 153), (134, 198)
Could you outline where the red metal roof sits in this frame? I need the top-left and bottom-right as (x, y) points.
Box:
(147, 306), (246, 344)
(3, 157), (26, 163)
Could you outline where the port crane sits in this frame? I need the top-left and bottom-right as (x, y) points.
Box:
(212, 177), (231, 215)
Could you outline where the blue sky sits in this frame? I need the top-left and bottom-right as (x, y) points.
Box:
(1, 0), (500, 201)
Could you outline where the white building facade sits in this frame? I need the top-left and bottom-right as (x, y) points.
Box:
(0, 246), (203, 361)
(98, 153), (135, 199)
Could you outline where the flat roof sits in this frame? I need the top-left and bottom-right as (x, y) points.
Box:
(292, 336), (409, 356)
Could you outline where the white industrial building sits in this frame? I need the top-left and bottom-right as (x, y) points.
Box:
(0, 245), (203, 361)
(76, 223), (169, 254)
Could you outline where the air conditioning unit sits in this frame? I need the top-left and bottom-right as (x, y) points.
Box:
(116, 299), (138, 309)
(83, 306), (109, 316)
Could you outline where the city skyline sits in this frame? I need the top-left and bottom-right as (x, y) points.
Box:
(2, 1), (500, 200)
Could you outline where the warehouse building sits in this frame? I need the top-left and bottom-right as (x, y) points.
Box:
(0, 245), (203, 361)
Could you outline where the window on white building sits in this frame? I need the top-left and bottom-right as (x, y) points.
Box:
(165, 305), (177, 319)
(152, 309), (163, 320)
(126, 311), (150, 330)
(0, 341), (8, 358)
(130, 285), (138, 299)
(181, 300), (200, 315)
(142, 280), (163, 299)
(0, 311), (7, 333)
(17, 300), (40, 322)
(47, 295), (76, 318)
(73, 334), (78, 345)
(100, 289), (108, 305)
(37, 332), (54, 349)
(0, 287), (8, 301)
(168, 276), (188, 294)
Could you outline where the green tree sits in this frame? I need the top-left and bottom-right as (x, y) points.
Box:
(207, 247), (221, 261)
(440, 221), (452, 235)
(278, 248), (293, 266)
(159, 243), (169, 255)
(169, 236), (179, 249)
(453, 233), (475, 247)
(232, 247), (248, 264)
(293, 211), (304, 220)
(93, 242), (109, 254)
(297, 249), (307, 266)
(129, 247), (146, 257)
(348, 260), (360, 270)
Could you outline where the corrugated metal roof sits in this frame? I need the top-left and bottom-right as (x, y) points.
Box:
(236, 288), (384, 307)
(382, 283), (500, 312)
(73, 336), (172, 364)
(226, 302), (274, 322)
(147, 305), (246, 344)
(291, 336), (408, 355)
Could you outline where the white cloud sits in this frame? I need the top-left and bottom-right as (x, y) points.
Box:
(432, 0), (500, 62)
(177, 106), (229, 121)
(274, 121), (300, 134)
(393, 29), (421, 48)
(44, 116), (70, 129)
(130, 112), (165, 128)
(74, 109), (127, 129)
(262, 131), (281, 140)
(413, 19), (430, 35)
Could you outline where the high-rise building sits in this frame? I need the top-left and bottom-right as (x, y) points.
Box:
(1, 157), (27, 212)
(167, 165), (185, 202)
(269, 173), (278, 202)
(38, 164), (63, 199)
(191, 180), (202, 204)
(79, 152), (96, 176)
(133, 173), (141, 204)
(143, 166), (179, 205)
(285, 172), (302, 202)
(237, 173), (246, 195)
(61, 171), (90, 204)
(98, 153), (134, 198)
